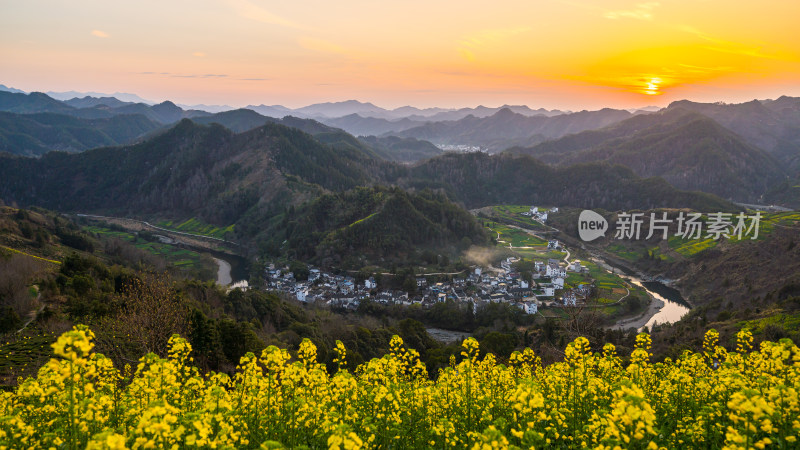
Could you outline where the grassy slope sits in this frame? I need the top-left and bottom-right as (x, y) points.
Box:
(155, 218), (235, 240)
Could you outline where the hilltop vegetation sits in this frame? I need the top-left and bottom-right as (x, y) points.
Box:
(0, 91), (75, 115)
(668, 96), (800, 170)
(266, 186), (488, 267)
(0, 120), (385, 222)
(358, 135), (443, 162)
(0, 118), (736, 268)
(0, 111), (161, 156)
(510, 108), (787, 201)
(407, 152), (736, 212)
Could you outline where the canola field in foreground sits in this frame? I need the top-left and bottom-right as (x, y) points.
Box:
(1, 328), (798, 449)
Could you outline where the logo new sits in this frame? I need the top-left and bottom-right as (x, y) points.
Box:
(578, 210), (608, 242)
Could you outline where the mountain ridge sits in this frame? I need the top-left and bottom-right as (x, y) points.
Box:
(509, 108), (788, 201)
(389, 107), (633, 151)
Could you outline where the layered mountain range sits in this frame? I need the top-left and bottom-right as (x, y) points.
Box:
(509, 107), (789, 201)
(0, 87), (798, 209)
(0, 115), (734, 265)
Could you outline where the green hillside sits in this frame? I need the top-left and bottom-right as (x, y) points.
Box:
(511, 109), (787, 201)
(0, 112), (161, 156)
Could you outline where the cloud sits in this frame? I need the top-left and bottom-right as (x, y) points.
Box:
(137, 72), (228, 79)
(460, 27), (531, 50)
(679, 25), (799, 61)
(91, 30), (109, 38)
(604, 2), (660, 20)
(227, 0), (304, 30)
(677, 63), (733, 74)
(170, 74), (228, 79)
(298, 37), (347, 55)
(437, 69), (513, 80)
(457, 27), (531, 62)
(193, 52), (206, 57)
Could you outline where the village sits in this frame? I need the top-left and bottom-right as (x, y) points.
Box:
(263, 238), (594, 316)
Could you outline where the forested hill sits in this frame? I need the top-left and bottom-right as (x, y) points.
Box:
(264, 186), (489, 267)
(666, 96), (800, 168)
(0, 118), (739, 265)
(0, 119), (394, 224)
(0, 111), (161, 156)
(0, 119), (482, 265)
(405, 152), (737, 212)
(507, 108), (787, 202)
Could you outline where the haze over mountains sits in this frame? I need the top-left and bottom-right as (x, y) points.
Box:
(509, 107), (790, 201)
(0, 84), (798, 207)
(388, 107), (634, 151)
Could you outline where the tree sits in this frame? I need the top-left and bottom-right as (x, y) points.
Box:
(480, 331), (517, 357)
(624, 295), (642, 313)
(402, 276), (417, 295)
(289, 260), (310, 281)
(98, 272), (189, 358)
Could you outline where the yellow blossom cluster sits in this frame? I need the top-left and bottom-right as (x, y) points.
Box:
(0, 327), (798, 449)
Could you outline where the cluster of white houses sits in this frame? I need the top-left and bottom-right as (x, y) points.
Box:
(521, 206), (559, 223)
(264, 255), (592, 316)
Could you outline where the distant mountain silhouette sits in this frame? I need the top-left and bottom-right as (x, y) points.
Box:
(320, 114), (424, 136)
(510, 108), (788, 201)
(0, 84), (25, 94)
(389, 107), (632, 151)
(0, 91), (76, 114)
(666, 97), (800, 170)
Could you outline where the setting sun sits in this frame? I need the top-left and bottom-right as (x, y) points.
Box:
(1, 0), (799, 109)
(643, 77), (662, 95)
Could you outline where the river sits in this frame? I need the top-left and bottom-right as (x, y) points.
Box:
(211, 252), (250, 288)
(637, 280), (690, 330)
(591, 257), (690, 331)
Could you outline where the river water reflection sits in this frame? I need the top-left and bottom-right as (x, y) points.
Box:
(212, 253), (249, 288)
(592, 256), (690, 329)
(631, 278), (690, 330)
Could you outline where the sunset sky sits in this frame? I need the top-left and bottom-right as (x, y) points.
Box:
(2, 0), (799, 110)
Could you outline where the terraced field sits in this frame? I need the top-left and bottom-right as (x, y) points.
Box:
(83, 225), (211, 271)
(489, 205), (550, 231)
(155, 218), (235, 240)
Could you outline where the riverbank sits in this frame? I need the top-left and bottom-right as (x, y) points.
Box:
(76, 214), (237, 253)
(426, 328), (471, 344)
(587, 247), (694, 309)
(214, 258), (232, 286)
(78, 214), (251, 286)
(590, 255), (690, 331)
(608, 294), (665, 331)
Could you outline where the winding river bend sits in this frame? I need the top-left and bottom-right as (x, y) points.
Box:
(592, 256), (690, 330)
(210, 252), (249, 288)
(636, 280), (690, 329)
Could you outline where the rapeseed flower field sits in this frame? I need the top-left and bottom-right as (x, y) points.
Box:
(1, 326), (798, 449)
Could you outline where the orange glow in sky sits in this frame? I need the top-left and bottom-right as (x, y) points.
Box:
(1, 0), (798, 109)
